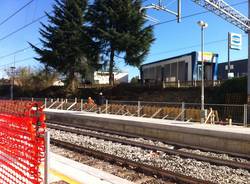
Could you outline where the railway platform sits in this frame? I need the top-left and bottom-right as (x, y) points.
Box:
(45, 109), (250, 156)
(46, 152), (133, 184)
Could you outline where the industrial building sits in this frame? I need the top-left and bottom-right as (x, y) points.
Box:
(140, 51), (219, 85)
(217, 59), (247, 80)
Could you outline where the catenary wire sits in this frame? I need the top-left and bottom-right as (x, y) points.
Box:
(153, 0), (248, 27)
(0, 0), (247, 62)
(0, 0), (35, 27)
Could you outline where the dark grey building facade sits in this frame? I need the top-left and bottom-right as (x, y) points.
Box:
(218, 59), (247, 80)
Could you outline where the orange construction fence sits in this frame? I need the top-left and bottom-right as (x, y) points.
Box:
(0, 100), (46, 184)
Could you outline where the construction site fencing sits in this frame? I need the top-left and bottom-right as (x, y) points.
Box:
(0, 100), (46, 184)
(27, 97), (249, 127)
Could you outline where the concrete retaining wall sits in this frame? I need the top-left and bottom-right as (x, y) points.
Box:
(46, 111), (250, 156)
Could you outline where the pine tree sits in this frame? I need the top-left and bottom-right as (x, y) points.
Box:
(30, 0), (99, 91)
(87, 0), (154, 85)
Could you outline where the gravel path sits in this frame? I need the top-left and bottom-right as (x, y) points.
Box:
(50, 129), (250, 184)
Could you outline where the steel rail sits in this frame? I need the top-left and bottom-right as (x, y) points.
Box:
(48, 123), (250, 171)
(47, 120), (250, 160)
(51, 138), (215, 184)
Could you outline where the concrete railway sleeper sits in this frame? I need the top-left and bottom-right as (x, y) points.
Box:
(51, 139), (215, 184)
(48, 124), (250, 171)
(47, 120), (250, 160)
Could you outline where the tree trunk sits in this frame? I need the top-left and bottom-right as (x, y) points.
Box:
(109, 47), (115, 85)
(67, 71), (77, 93)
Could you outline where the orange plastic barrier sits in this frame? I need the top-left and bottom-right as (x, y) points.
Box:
(0, 100), (46, 184)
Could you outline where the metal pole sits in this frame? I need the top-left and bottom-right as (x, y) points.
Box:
(10, 77), (13, 100)
(44, 131), (50, 184)
(10, 66), (15, 100)
(105, 99), (108, 114)
(178, 0), (181, 23)
(44, 98), (47, 109)
(248, 0), (250, 103)
(201, 26), (205, 123)
(228, 32), (231, 77)
(10, 56), (16, 100)
(61, 98), (63, 110)
(138, 101), (141, 117)
(244, 104), (247, 127)
(181, 102), (185, 121)
(81, 99), (83, 111)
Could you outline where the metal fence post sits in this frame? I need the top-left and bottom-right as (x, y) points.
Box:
(138, 101), (141, 117)
(244, 104), (247, 127)
(81, 99), (83, 111)
(61, 98), (63, 110)
(177, 80), (180, 88)
(181, 102), (185, 121)
(105, 99), (108, 114)
(44, 131), (50, 184)
(44, 98), (47, 109)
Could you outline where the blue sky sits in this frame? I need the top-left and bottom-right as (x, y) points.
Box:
(0, 0), (248, 80)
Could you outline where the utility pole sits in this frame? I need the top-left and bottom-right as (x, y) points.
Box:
(201, 25), (205, 123)
(227, 32), (230, 76)
(10, 55), (16, 100)
(10, 66), (16, 100)
(192, 0), (250, 102)
(248, 0), (250, 103)
(197, 20), (208, 123)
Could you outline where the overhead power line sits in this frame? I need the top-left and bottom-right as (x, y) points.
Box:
(0, 0), (152, 42)
(0, 13), (51, 42)
(0, 0), (247, 62)
(0, 0), (35, 27)
(153, 0), (247, 27)
(115, 34), (247, 60)
(0, 57), (34, 69)
(0, 42), (41, 60)
(150, 35), (247, 57)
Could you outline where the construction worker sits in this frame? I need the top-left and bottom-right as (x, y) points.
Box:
(87, 97), (95, 105)
(97, 92), (105, 106)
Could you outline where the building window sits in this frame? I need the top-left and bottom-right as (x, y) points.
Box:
(225, 65), (234, 70)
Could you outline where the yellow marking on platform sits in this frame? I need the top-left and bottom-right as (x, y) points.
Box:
(49, 169), (83, 184)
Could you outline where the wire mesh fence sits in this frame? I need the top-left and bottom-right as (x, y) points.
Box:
(21, 97), (250, 127)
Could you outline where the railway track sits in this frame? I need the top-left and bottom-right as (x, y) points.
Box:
(47, 120), (250, 160)
(48, 123), (250, 171)
(51, 138), (215, 184)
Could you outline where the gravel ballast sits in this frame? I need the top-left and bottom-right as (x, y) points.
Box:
(50, 128), (250, 184)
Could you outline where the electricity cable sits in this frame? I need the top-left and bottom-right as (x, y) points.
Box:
(0, 0), (247, 62)
(0, 0), (35, 27)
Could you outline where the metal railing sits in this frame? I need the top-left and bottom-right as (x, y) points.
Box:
(162, 80), (221, 88)
(22, 97), (249, 127)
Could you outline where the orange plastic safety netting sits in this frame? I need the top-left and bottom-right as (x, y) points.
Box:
(0, 100), (46, 184)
